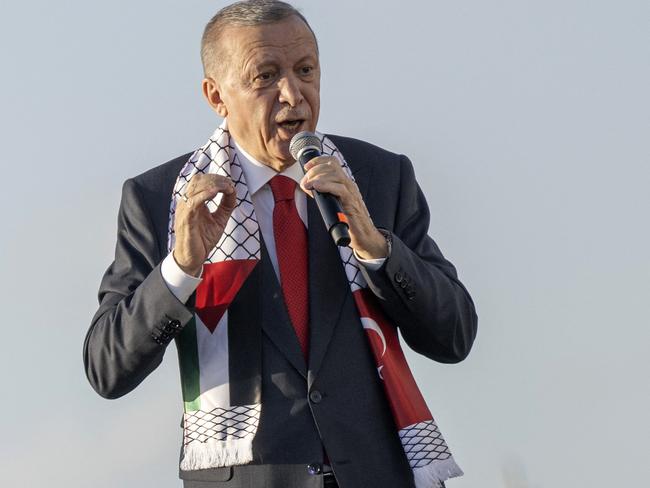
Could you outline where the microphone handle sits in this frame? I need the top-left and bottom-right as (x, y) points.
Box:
(298, 148), (351, 247)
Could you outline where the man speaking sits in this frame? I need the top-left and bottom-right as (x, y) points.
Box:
(83, 1), (478, 487)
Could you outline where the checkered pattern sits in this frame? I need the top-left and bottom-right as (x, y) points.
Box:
(399, 421), (452, 468)
(168, 131), (260, 262)
(317, 136), (367, 293)
(184, 405), (261, 445)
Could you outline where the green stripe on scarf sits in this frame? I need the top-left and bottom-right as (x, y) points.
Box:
(177, 317), (201, 412)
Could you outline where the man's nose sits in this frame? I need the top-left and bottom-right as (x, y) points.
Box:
(278, 75), (304, 107)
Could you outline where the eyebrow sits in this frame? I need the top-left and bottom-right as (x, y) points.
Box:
(294, 54), (318, 65)
(240, 48), (319, 79)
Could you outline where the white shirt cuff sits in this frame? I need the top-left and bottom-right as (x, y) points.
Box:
(353, 250), (387, 271)
(161, 252), (203, 304)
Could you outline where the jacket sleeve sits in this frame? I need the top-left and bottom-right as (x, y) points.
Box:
(359, 155), (478, 363)
(83, 178), (194, 399)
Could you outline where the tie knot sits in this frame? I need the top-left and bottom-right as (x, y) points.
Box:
(269, 175), (297, 203)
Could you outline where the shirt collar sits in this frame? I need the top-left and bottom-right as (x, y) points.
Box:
(233, 141), (305, 195)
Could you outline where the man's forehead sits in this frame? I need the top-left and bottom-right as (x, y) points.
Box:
(220, 17), (318, 61)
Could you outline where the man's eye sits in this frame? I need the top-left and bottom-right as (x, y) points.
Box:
(300, 66), (313, 75)
(256, 72), (274, 82)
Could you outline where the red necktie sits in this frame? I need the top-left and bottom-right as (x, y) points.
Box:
(269, 175), (309, 360)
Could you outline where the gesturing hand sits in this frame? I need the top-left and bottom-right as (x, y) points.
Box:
(173, 174), (237, 276)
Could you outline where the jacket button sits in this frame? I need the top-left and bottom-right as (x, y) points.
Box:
(394, 271), (404, 283)
(309, 390), (323, 404)
(307, 462), (322, 475)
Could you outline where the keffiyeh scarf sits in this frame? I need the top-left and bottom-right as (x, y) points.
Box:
(167, 121), (463, 487)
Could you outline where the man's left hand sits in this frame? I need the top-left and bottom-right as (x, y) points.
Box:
(300, 156), (388, 259)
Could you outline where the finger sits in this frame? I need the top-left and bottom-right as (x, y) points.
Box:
(301, 166), (348, 192)
(181, 177), (236, 211)
(211, 191), (237, 227)
(299, 180), (314, 199)
(304, 161), (338, 177)
(306, 180), (349, 199)
(217, 184), (237, 212)
(186, 174), (234, 198)
(183, 174), (206, 196)
(302, 155), (338, 172)
(182, 186), (222, 212)
(301, 165), (344, 191)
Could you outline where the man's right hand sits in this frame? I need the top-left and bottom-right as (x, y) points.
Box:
(173, 174), (237, 276)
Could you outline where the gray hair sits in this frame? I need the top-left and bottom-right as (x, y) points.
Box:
(201, 0), (318, 77)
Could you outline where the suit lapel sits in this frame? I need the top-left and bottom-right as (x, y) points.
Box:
(306, 197), (352, 386)
(259, 241), (308, 379)
(306, 155), (373, 386)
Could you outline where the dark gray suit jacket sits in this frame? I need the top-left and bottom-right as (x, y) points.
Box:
(83, 135), (478, 488)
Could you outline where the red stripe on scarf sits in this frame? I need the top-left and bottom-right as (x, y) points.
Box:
(353, 288), (433, 429)
(195, 260), (257, 333)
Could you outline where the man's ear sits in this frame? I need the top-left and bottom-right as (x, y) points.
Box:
(202, 77), (228, 117)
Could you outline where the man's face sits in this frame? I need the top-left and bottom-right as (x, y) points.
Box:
(206, 16), (321, 171)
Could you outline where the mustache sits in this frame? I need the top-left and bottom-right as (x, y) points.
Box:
(275, 110), (309, 122)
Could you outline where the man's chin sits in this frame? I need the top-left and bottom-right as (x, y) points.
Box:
(261, 143), (295, 172)
(272, 138), (297, 158)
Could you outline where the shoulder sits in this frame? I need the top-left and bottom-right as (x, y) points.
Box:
(326, 134), (403, 167)
(118, 152), (193, 221)
(126, 152), (193, 196)
(326, 134), (413, 189)
(117, 153), (193, 245)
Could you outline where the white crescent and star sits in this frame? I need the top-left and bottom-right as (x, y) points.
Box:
(361, 317), (387, 357)
(361, 317), (388, 380)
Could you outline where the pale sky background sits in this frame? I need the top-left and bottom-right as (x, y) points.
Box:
(1, 1), (648, 487)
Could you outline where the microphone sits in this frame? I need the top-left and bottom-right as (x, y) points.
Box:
(289, 132), (351, 247)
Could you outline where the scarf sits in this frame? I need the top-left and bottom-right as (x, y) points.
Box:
(167, 121), (463, 487)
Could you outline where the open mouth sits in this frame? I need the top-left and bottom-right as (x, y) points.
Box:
(277, 119), (304, 132)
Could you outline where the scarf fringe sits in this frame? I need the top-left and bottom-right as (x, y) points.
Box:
(180, 438), (254, 471)
(413, 457), (464, 488)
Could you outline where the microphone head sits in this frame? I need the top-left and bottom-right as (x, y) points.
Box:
(289, 131), (322, 161)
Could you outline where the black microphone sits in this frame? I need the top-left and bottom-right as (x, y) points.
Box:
(289, 132), (351, 247)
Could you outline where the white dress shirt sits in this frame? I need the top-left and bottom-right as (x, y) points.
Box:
(161, 141), (385, 303)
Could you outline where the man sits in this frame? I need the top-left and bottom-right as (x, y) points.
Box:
(83, 1), (478, 487)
